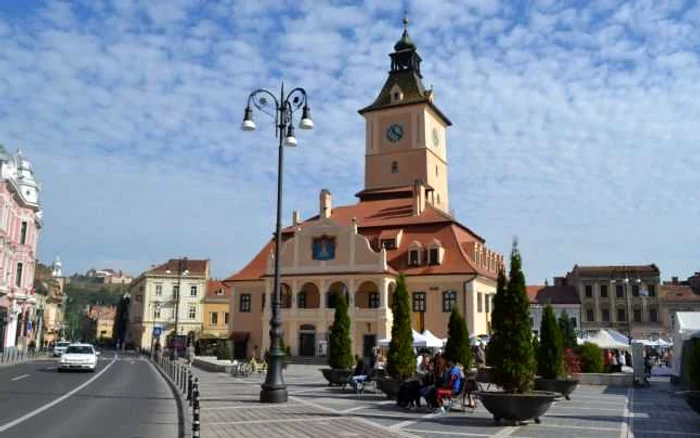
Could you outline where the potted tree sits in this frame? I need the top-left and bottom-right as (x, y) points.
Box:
(684, 337), (700, 415)
(445, 307), (472, 370)
(476, 241), (560, 425)
(377, 274), (414, 399)
(320, 292), (354, 386)
(534, 304), (579, 400)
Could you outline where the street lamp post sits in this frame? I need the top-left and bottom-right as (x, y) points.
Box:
(171, 257), (188, 360)
(151, 302), (161, 359)
(611, 266), (641, 345)
(242, 83), (313, 403)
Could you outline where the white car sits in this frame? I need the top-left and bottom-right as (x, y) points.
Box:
(53, 341), (71, 357)
(58, 344), (100, 372)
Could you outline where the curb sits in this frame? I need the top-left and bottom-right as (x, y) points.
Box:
(147, 358), (191, 438)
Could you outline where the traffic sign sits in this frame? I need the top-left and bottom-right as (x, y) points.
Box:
(153, 326), (162, 336)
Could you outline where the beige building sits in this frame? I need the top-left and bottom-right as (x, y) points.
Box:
(659, 275), (700, 333)
(526, 282), (581, 337)
(202, 280), (231, 340)
(566, 265), (663, 339)
(127, 259), (209, 349)
(225, 24), (503, 360)
(81, 305), (116, 342)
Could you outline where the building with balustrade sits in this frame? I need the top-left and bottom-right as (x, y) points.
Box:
(224, 23), (504, 360)
(0, 148), (42, 352)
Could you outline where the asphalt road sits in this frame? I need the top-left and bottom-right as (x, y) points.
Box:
(0, 350), (180, 438)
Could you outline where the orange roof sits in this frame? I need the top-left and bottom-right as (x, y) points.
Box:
(225, 197), (500, 282)
(148, 259), (209, 277)
(526, 285), (580, 305)
(205, 280), (231, 300)
(660, 285), (700, 302)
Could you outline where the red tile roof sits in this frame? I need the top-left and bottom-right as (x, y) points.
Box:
(206, 280), (231, 297)
(572, 264), (659, 277)
(148, 259), (209, 277)
(526, 285), (580, 305)
(225, 196), (501, 282)
(660, 285), (700, 302)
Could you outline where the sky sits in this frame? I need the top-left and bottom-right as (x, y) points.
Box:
(0, 0), (698, 284)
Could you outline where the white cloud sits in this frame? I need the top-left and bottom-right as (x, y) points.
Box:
(0, 0), (697, 283)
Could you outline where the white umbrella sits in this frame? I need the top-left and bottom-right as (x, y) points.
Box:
(377, 330), (427, 347)
(421, 330), (446, 348)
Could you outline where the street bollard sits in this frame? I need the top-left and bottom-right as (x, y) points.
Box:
(187, 370), (193, 403)
(192, 377), (200, 438)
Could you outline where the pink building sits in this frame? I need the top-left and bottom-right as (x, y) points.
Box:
(0, 148), (42, 351)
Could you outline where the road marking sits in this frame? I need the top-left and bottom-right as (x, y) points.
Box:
(10, 374), (29, 381)
(0, 356), (116, 434)
(620, 387), (634, 438)
(491, 427), (517, 437)
(202, 404), (304, 411)
(45, 367), (56, 370)
(404, 430), (491, 437)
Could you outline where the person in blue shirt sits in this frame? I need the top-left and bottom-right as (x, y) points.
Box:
(434, 360), (463, 414)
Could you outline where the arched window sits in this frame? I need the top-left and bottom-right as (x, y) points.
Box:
(298, 282), (320, 309)
(408, 241), (423, 266)
(326, 282), (348, 309)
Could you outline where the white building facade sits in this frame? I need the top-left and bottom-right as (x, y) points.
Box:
(0, 149), (42, 351)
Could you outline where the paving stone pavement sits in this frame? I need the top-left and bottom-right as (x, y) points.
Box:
(189, 365), (700, 438)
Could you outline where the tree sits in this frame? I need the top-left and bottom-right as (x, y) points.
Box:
(387, 275), (415, 380)
(215, 340), (232, 360)
(558, 310), (578, 349)
(488, 240), (537, 393)
(537, 304), (564, 379)
(444, 307), (472, 369)
(327, 292), (353, 369)
(576, 342), (603, 373)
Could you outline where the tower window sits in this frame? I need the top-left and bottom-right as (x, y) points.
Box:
(435, 165), (438, 177)
(437, 193), (441, 204)
(391, 161), (399, 174)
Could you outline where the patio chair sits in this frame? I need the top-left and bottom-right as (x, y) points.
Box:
(359, 369), (378, 393)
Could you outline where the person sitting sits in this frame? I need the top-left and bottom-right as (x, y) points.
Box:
(434, 360), (463, 414)
(347, 355), (370, 393)
(420, 353), (445, 409)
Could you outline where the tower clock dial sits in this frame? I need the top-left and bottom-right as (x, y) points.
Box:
(386, 123), (404, 143)
(432, 127), (440, 148)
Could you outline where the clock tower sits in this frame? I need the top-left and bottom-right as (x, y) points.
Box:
(358, 18), (452, 212)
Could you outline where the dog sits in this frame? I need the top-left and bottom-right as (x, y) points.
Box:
(396, 379), (423, 409)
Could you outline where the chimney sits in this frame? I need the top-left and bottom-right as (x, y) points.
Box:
(553, 276), (566, 286)
(319, 189), (331, 218)
(412, 179), (426, 215)
(292, 210), (301, 226)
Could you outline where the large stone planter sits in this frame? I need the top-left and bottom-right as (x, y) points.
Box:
(376, 377), (403, 399)
(685, 391), (700, 416)
(534, 377), (579, 400)
(476, 390), (560, 425)
(320, 368), (353, 386)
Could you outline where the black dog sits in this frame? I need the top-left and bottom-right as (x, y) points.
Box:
(396, 379), (422, 409)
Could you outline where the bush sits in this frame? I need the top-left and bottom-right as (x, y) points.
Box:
(328, 292), (353, 369)
(537, 304), (564, 379)
(558, 310), (578, 349)
(387, 275), (415, 380)
(487, 240), (537, 393)
(576, 342), (604, 373)
(444, 307), (472, 369)
(690, 338), (700, 391)
(215, 340), (232, 361)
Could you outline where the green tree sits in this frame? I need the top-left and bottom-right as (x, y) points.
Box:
(558, 310), (578, 349)
(387, 275), (415, 380)
(488, 240), (537, 393)
(537, 304), (564, 379)
(327, 292), (353, 369)
(444, 307), (472, 369)
(215, 340), (232, 360)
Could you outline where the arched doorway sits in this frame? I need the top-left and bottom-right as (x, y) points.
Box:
(355, 281), (380, 309)
(326, 281), (348, 308)
(298, 324), (316, 357)
(298, 282), (320, 309)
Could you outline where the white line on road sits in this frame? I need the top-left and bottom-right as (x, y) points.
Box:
(10, 374), (30, 381)
(620, 387), (634, 438)
(0, 355), (116, 434)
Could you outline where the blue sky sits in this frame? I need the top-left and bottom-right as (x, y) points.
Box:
(0, 0), (698, 283)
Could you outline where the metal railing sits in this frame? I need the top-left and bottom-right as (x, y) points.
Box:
(141, 348), (200, 437)
(0, 347), (49, 365)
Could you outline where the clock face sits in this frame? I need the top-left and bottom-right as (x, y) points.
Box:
(432, 128), (440, 147)
(386, 123), (404, 143)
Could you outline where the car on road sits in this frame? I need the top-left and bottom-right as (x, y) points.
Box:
(58, 343), (100, 372)
(53, 341), (71, 357)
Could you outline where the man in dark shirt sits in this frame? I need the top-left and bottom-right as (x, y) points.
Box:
(348, 355), (369, 393)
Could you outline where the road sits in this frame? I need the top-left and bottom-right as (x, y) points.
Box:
(0, 350), (180, 438)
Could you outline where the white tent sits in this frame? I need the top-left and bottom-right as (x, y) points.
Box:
(584, 329), (631, 350)
(671, 312), (700, 378)
(421, 330), (446, 348)
(377, 330), (428, 347)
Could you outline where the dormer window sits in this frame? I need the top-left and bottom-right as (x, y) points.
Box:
(215, 289), (224, 296)
(408, 241), (423, 266)
(428, 240), (444, 265)
(381, 239), (397, 250)
(390, 85), (404, 103)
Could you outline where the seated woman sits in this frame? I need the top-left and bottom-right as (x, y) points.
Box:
(434, 360), (463, 414)
(420, 353), (446, 409)
(347, 355), (370, 392)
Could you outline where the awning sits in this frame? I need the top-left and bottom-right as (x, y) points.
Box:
(229, 332), (250, 343)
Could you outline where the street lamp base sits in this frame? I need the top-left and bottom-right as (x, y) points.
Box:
(259, 385), (288, 403)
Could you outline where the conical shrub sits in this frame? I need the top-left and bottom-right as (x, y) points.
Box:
(328, 292), (353, 369)
(538, 304), (564, 379)
(444, 307), (472, 369)
(387, 275), (415, 379)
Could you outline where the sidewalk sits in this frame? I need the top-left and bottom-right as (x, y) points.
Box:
(190, 364), (412, 438)
(0, 351), (50, 368)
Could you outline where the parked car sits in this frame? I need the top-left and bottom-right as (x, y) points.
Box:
(53, 341), (71, 357)
(58, 344), (100, 372)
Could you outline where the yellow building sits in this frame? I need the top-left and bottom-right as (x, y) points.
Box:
(202, 280), (230, 339)
(225, 22), (503, 360)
